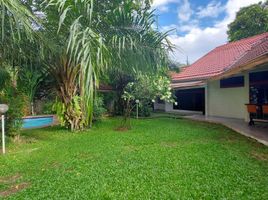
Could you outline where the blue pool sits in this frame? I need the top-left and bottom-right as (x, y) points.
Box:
(22, 116), (54, 129)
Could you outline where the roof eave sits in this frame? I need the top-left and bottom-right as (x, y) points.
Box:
(209, 54), (268, 81)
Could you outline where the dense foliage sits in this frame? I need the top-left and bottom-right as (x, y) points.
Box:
(228, 1), (268, 41)
(93, 95), (107, 120)
(18, 66), (44, 115)
(121, 73), (174, 128)
(0, 0), (47, 136)
(0, 0), (172, 133)
(0, 66), (27, 137)
(44, 0), (172, 129)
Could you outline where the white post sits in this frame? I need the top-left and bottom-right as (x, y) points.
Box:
(31, 102), (34, 116)
(136, 104), (138, 119)
(2, 115), (5, 154)
(135, 100), (139, 119)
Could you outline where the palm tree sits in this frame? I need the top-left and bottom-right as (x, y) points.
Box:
(46, 0), (172, 128)
(0, 67), (10, 91)
(0, 0), (39, 65)
(0, 0), (46, 94)
(0, 0), (37, 40)
(48, 56), (84, 131)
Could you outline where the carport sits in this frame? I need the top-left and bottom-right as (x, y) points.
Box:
(171, 81), (205, 115)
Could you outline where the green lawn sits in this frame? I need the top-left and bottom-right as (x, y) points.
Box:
(0, 118), (268, 199)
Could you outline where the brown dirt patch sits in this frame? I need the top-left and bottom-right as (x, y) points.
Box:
(0, 182), (30, 197)
(160, 142), (178, 147)
(75, 152), (96, 160)
(217, 134), (240, 143)
(49, 161), (62, 169)
(10, 148), (40, 155)
(123, 145), (140, 152)
(114, 126), (130, 132)
(251, 151), (268, 161)
(0, 174), (22, 184)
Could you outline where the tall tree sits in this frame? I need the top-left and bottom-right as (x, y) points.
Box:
(45, 0), (172, 129)
(227, 1), (268, 42)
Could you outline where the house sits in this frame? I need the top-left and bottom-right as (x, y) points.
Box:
(155, 32), (268, 122)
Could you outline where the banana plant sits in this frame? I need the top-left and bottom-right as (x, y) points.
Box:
(18, 66), (44, 115)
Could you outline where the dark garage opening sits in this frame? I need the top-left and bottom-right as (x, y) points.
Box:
(249, 71), (268, 104)
(174, 88), (205, 114)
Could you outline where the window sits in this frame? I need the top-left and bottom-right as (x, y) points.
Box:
(220, 76), (244, 88)
(249, 71), (268, 86)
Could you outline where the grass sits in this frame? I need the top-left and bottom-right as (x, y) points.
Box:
(0, 118), (268, 199)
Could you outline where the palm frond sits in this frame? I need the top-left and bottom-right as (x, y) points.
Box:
(46, 0), (174, 128)
(0, 0), (39, 41)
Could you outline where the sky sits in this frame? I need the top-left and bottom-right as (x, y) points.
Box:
(152, 0), (264, 64)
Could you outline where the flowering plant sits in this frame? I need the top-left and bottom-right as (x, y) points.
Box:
(120, 73), (174, 129)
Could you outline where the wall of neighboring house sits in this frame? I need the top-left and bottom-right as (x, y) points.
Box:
(154, 86), (205, 114)
(154, 102), (165, 110)
(154, 102), (174, 112)
(206, 72), (249, 120)
(155, 101), (204, 114)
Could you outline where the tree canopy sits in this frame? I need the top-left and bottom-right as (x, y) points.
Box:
(227, 1), (268, 42)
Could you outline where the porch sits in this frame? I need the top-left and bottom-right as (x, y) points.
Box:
(185, 115), (268, 146)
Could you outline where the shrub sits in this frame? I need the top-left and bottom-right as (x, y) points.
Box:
(0, 66), (26, 137)
(93, 95), (107, 120)
(102, 92), (116, 114)
(0, 68), (10, 91)
(0, 87), (26, 137)
(121, 73), (174, 129)
(130, 103), (152, 117)
(42, 101), (56, 115)
(139, 104), (153, 117)
(52, 96), (85, 131)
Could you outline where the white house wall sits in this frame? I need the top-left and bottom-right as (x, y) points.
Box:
(207, 72), (249, 120)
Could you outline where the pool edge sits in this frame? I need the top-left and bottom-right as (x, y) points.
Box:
(22, 115), (59, 130)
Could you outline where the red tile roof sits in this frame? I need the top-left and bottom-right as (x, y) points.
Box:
(172, 32), (268, 82)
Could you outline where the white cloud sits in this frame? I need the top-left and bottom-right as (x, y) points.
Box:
(179, 24), (198, 32)
(223, 0), (260, 25)
(152, 0), (179, 13)
(197, 1), (225, 18)
(169, 0), (263, 64)
(178, 0), (193, 22)
(169, 27), (226, 63)
(158, 5), (170, 13)
(152, 0), (178, 8)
